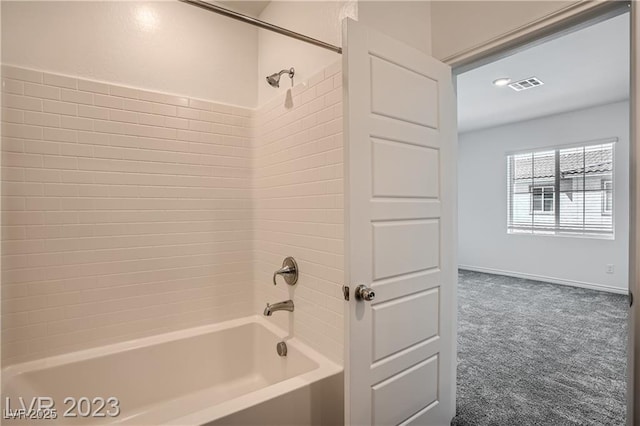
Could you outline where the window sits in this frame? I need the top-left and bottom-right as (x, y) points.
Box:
(531, 186), (554, 213)
(507, 140), (615, 237)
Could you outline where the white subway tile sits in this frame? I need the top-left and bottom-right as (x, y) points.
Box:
(333, 73), (342, 89)
(61, 89), (93, 105)
(109, 85), (139, 99)
(109, 109), (138, 124)
(61, 116), (94, 131)
(43, 100), (78, 116)
(24, 83), (60, 100)
(2, 65), (43, 84)
(43, 73), (77, 89)
(78, 79), (110, 95)
(188, 98), (212, 111)
(151, 103), (177, 117)
(3, 152), (43, 168)
(316, 78), (334, 96)
(44, 184), (77, 198)
(25, 140), (60, 155)
(94, 94), (123, 109)
(138, 113), (164, 127)
(164, 117), (189, 130)
(232, 107), (251, 118)
(60, 143), (93, 158)
(177, 107), (200, 120)
(78, 105), (109, 120)
(122, 99), (153, 114)
(44, 127), (77, 143)
(60, 170), (92, 184)
(212, 103), (233, 115)
(43, 155), (78, 170)
(4, 123), (44, 140)
(3, 94), (43, 112)
(78, 131), (110, 146)
(2, 108), (24, 124)
(2, 137), (25, 152)
(189, 120), (212, 133)
(24, 168), (60, 183)
(24, 111), (60, 128)
(26, 197), (60, 211)
(139, 90), (188, 107)
(2, 78), (24, 95)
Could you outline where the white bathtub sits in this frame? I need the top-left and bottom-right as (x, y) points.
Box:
(2, 316), (344, 425)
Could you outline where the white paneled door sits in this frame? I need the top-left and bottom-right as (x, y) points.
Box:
(343, 18), (456, 425)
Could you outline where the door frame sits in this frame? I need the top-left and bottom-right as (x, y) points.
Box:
(445, 1), (637, 424)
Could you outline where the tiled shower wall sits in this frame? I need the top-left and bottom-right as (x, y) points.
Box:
(1, 62), (344, 366)
(1, 65), (254, 364)
(253, 62), (344, 363)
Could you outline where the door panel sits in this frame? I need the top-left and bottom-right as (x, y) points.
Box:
(372, 270), (441, 300)
(372, 139), (440, 198)
(372, 356), (439, 426)
(343, 17), (456, 426)
(370, 57), (439, 128)
(372, 220), (440, 279)
(372, 289), (439, 361)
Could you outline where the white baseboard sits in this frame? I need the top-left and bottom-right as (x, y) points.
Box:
(458, 264), (628, 295)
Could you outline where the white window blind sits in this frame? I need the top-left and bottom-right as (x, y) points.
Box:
(507, 140), (615, 237)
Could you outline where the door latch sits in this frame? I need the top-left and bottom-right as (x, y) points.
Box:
(342, 285), (350, 301)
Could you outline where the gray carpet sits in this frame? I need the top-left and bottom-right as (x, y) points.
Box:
(452, 270), (628, 426)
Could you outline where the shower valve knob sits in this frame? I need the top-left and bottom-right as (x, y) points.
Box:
(273, 257), (298, 286)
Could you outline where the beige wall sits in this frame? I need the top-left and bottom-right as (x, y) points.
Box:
(253, 61), (344, 363)
(431, 1), (578, 61)
(1, 1), (259, 107)
(358, 1), (432, 54)
(1, 65), (254, 364)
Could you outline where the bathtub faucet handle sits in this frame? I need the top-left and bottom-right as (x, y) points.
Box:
(273, 257), (298, 286)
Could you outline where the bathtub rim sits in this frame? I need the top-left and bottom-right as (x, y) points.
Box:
(2, 315), (343, 425)
(3, 315), (339, 375)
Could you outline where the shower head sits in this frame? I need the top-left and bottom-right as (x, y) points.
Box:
(266, 67), (295, 88)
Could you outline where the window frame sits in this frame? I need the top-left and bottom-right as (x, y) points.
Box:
(506, 138), (616, 239)
(602, 179), (613, 216)
(530, 185), (555, 214)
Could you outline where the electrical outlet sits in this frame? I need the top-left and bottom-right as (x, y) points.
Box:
(606, 264), (615, 274)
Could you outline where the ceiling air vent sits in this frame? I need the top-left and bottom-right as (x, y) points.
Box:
(508, 77), (544, 92)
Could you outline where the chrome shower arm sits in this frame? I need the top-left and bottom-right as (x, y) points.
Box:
(278, 68), (295, 78)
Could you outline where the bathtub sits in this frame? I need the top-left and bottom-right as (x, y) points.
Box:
(2, 316), (344, 425)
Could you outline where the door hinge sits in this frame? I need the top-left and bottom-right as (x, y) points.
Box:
(630, 291), (633, 307)
(342, 285), (350, 301)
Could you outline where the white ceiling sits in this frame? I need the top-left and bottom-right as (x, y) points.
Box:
(218, 1), (270, 17)
(457, 13), (630, 133)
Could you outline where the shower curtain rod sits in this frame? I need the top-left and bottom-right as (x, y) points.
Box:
(179, 0), (343, 54)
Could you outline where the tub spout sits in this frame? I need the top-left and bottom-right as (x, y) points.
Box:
(263, 300), (294, 316)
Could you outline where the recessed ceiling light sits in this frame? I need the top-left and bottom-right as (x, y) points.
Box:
(493, 77), (511, 87)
